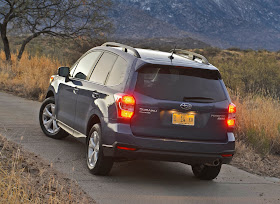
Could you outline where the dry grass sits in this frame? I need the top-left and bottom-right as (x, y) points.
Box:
(0, 51), (67, 101)
(0, 135), (94, 204)
(232, 93), (280, 154)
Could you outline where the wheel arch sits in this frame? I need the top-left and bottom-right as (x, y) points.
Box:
(46, 90), (54, 99)
(87, 114), (101, 136)
(45, 85), (56, 99)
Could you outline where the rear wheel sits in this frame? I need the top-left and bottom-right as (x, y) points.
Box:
(191, 164), (221, 180)
(86, 123), (113, 175)
(39, 97), (68, 139)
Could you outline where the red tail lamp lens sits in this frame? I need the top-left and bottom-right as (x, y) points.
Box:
(227, 103), (236, 128)
(222, 154), (233, 157)
(120, 110), (134, 118)
(122, 95), (135, 105)
(227, 119), (235, 127)
(114, 94), (135, 119)
(117, 146), (137, 151)
(228, 103), (236, 114)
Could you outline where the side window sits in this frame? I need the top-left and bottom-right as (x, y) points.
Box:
(106, 57), (128, 86)
(73, 51), (101, 80)
(89, 52), (118, 84)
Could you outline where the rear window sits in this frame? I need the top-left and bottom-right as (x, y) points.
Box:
(135, 66), (227, 103)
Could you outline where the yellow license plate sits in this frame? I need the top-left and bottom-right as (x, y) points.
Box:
(172, 113), (195, 126)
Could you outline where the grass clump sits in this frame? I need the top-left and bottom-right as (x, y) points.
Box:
(0, 51), (67, 101)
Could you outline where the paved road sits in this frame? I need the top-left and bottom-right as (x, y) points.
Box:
(0, 92), (280, 204)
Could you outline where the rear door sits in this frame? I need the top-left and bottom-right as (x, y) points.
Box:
(131, 66), (229, 142)
(73, 52), (119, 135)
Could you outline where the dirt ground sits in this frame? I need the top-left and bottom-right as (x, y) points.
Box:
(0, 135), (95, 204)
(232, 141), (280, 179)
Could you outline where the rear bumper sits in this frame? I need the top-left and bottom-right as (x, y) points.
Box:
(102, 121), (235, 165)
(103, 142), (234, 164)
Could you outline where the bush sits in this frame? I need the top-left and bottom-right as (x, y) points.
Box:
(209, 51), (280, 98)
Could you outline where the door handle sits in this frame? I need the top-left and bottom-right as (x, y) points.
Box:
(92, 92), (99, 99)
(73, 87), (79, 94)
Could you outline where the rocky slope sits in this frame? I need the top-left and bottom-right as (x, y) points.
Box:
(109, 0), (280, 50)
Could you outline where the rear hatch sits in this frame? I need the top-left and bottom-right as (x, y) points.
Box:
(131, 65), (229, 142)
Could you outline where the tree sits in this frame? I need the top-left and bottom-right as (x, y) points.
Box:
(0, 0), (112, 61)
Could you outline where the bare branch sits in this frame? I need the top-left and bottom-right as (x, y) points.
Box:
(0, 0), (112, 61)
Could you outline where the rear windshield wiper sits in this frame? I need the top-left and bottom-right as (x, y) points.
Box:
(183, 97), (214, 102)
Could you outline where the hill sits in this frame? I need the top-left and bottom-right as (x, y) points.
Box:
(109, 0), (280, 50)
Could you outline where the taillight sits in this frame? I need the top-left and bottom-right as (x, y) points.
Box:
(114, 93), (135, 119)
(227, 103), (236, 130)
(228, 103), (236, 114)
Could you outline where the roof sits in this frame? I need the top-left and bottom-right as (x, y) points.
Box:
(97, 42), (218, 71)
(135, 48), (218, 70)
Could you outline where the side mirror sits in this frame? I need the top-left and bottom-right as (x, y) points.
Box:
(58, 67), (70, 82)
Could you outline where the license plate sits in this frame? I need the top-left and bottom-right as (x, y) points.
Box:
(172, 113), (195, 126)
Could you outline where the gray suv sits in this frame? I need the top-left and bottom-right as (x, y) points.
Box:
(39, 42), (236, 180)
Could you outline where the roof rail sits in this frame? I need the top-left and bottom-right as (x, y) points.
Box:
(102, 42), (141, 58)
(170, 49), (209, 65)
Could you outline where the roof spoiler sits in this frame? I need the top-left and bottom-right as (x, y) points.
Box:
(102, 42), (141, 58)
(169, 49), (209, 65)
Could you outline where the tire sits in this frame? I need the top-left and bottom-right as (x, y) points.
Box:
(39, 97), (68, 139)
(86, 123), (113, 176)
(191, 164), (222, 180)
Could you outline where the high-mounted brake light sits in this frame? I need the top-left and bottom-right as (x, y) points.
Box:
(227, 103), (236, 129)
(114, 94), (135, 119)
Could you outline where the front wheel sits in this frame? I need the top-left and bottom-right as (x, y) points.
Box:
(191, 164), (222, 180)
(86, 123), (113, 175)
(39, 97), (68, 139)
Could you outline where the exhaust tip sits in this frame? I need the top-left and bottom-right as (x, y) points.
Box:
(213, 159), (220, 166)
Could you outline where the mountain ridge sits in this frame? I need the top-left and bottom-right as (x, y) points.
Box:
(109, 0), (280, 50)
